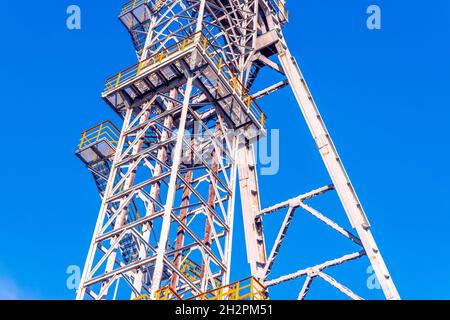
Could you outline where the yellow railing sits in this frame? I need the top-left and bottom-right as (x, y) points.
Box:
(133, 276), (267, 301)
(269, 0), (289, 21)
(78, 120), (120, 150)
(120, 0), (147, 16)
(121, 0), (166, 17)
(152, 0), (166, 11)
(181, 257), (221, 288)
(103, 31), (266, 127)
(180, 257), (202, 283)
(134, 287), (182, 301)
(188, 277), (267, 301)
(104, 33), (198, 92)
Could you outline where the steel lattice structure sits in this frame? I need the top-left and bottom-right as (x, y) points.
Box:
(75, 0), (400, 300)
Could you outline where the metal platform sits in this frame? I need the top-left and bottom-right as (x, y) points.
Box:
(102, 33), (266, 137)
(76, 121), (120, 166)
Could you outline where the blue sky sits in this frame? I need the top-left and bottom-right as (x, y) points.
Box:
(0, 1), (449, 300)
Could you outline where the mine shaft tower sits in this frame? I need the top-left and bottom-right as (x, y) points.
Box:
(75, 0), (400, 300)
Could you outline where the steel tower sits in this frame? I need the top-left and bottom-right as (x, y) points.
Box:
(76, 0), (400, 300)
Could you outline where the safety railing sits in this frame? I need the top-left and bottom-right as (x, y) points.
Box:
(103, 31), (266, 127)
(120, 0), (147, 16)
(134, 287), (182, 301)
(181, 257), (222, 288)
(188, 277), (267, 301)
(78, 120), (120, 150)
(133, 276), (266, 301)
(121, 0), (166, 17)
(180, 257), (202, 283)
(269, 0), (289, 21)
(152, 0), (166, 12)
(104, 33), (198, 93)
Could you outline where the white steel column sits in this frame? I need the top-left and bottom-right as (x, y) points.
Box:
(238, 142), (267, 280)
(222, 138), (239, 287)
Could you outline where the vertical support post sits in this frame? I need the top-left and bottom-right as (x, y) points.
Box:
(169, 165), (193, 290)
(238, 142), (267, 280)
(200, 120), (221, 291)
(170, 134), (199, 290)
(222, 136), (239, 288)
